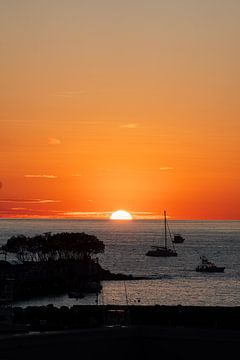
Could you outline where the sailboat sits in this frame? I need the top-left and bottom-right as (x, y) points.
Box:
(146, 211), (177, 257)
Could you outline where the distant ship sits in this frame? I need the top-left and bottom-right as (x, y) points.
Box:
(172, 234), (185, 244)
(146, 211), (177, 257)
(195, 256), (225, 273)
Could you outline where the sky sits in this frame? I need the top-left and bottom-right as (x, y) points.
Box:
(1, 0), (240, 219)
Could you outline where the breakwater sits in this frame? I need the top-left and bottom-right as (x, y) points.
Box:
(10, 304), (240, 332)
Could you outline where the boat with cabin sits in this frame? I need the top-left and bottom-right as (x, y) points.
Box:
(146, 211), (177, 257)
(195, 256), (225, 273)
(172, 234), (185, 244)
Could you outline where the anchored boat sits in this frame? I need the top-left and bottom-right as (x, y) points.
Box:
(146, 211), (177, 257)
(172, 234), (185, 244)
(196, 256), (225, 273)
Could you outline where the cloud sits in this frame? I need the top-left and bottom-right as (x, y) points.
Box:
(133, 212), (154, 214)
(24, 174), (57, 179)
(38, 199), (61, 203)
(48, 137), (61, 145)
(132, 212), (161, 220)
(159, 167), (174, 171)
(61, 211), (163, 220)
(121, 123), (138, 129)
(62, 211), (111, 218)
(11, 207), (28, 210)
(0, 199), (60, 204)
(0, 208), (61, 218)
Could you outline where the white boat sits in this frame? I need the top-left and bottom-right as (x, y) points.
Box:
(196, 256), (225, 273)
(146, 211), (177, 257)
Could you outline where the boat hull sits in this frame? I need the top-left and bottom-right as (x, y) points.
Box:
(146, 250), (177, 257)
(145, 211), (178, 257)
(196, 267), (225, 273)
(173, 235), (185, 244)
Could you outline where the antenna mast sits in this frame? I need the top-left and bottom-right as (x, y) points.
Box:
(164, 210), (167, 248)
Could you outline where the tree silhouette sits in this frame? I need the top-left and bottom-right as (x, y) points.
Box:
(1, 232), (104, 262)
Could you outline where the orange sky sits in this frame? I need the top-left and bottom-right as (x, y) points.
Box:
(1, 0), (240, 219)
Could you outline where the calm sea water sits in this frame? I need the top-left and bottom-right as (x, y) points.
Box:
(0, 219), (240, 307)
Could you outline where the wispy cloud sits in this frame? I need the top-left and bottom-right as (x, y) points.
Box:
(0, 199), (61, 204)
(38, 199), (61, 203)
(24, 174), (57, 179)
(48, 137), (61, 145)
(11, 207), (27, 210)
(62, 211), (111, 218)
(159, 167), (174, 171)
(0, 208), (61, 219)
(60, 211), (164, 220)
(133, 212), (154, 214)
(131, 212), (161, 220)
(121, 123), (138, 129)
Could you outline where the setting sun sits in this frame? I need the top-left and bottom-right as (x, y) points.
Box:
(110, 210), (133, 220)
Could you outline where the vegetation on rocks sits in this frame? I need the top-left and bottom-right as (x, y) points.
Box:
(0, 232), (133, 300)
(1, 232), (105, 263)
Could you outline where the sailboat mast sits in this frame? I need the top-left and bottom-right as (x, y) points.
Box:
(164, 210), (167, 248)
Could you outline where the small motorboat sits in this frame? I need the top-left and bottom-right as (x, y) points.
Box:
(195, 256), (225, 273)
(172, 234), (185, 244)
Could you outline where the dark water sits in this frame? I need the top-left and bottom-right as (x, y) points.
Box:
(0, 219), (239, 307)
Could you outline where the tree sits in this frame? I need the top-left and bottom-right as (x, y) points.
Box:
(1, 232), (105, 262)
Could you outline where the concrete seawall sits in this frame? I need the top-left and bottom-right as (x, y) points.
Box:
(10, 304), (240, 331)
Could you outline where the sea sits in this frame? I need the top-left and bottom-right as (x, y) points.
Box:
(0, 219), (240, 308)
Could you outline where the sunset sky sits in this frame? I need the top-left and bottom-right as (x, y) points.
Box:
(1, 0), (240, 219)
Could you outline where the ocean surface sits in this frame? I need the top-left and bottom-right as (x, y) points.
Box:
(0, 219), (240, 307)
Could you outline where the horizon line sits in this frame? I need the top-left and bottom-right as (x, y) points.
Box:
(0, 216), (239, 221)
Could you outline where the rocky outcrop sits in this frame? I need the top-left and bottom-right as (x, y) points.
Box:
(0, 259), (134, 301)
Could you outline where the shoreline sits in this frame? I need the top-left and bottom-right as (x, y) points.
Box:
(0, 258), (138, 301)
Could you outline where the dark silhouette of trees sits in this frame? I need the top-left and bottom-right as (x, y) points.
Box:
(1, 232), (104, 262)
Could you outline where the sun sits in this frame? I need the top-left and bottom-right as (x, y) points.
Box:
(110, 210), (133, 220)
